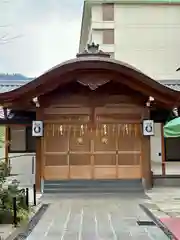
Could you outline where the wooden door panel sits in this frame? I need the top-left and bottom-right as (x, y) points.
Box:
(118, 140), (141, 151)
(45, 155), (68, 166)
(70, 166), (92, 179)
(43, 123), (69, 180)
(118, 166), (141, 179)
(69, 124), (90, 152)
(118, 153), (141, 165)
(44, 124), (69, 153)
(69, 154), (91, 165)
(94, 124), (116, 151)
(43, 122), (142, 180)
(118, 124), (141, 151)
(94, 166), (116, 179)
(69, 153), (91, 179)
(44, 166), (69, 180)
(94, 154), (116, 165)
(69, 124), (91, 179)
(117, 123), (142, 178)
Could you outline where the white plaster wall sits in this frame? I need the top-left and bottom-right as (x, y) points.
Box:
(87, 25), (92, 44)
(92, 21), (115, 29)
(92, 5), (102, 22)
(9, 153), (35, 187)
(92, 29), (103, 44)
(150, 123), (162, 163)
(150, 123), (162, 174)
(114, 4), (180, 80)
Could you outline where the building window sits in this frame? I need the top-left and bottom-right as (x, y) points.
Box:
(102, 29), (114, 44)
(102, 3), (114, 21)
(9, 125), (35, 153)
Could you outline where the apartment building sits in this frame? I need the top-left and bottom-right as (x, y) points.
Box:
(80, 0), (180, 80)
(79, 0), (180, 177)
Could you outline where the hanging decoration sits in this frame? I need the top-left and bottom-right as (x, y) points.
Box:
(80, 124), (84, 136)
(76, 124), (86, 144)
(101, 124), (108, 144)
(59, 125), (63, 135)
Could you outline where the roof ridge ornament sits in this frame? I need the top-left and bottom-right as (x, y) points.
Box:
(76, 42), (110, 58)
(87, 42), (99, 53)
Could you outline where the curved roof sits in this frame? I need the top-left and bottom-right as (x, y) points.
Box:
(0, 56), (179, 107)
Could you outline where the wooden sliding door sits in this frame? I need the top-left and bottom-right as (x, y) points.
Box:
(43, 122), (142, 180)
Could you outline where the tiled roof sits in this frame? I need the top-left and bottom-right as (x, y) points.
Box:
(0, 84), (23, 93)
(0, 80), (31, 93)
(163, 84), (180, 91)
(0, 80), (180, 94)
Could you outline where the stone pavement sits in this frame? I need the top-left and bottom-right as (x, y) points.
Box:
(144, 187), (180, 239)
(145, 187), (180, 218)
(26, 193), (168, 240)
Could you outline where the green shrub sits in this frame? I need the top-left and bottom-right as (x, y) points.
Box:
(0, 161), (11, 182)
(0, 162), (30, 224)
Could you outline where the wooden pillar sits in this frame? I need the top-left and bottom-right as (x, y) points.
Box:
(141, 107), (152, 189)
(142, 136), (152, 189)
(35, 108), (43, 192)
(161, 123), (166, 176)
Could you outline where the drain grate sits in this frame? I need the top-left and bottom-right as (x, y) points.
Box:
(137, 220), (156, 226)
(14, 204), (49, 240)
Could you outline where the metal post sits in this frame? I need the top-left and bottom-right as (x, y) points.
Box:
(26, 188), (29, 208)
(13, 197), (17, 227)
(33, 184), (36, 206)
(32, 156), (35, 174)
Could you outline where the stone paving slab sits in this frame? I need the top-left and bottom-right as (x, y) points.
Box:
(26, 194), (168, 240)
(0, 224), (14, 240)
(146, 187), (180, 218)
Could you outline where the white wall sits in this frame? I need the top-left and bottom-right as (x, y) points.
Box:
(150, 123), (162, 163)
(150, 123), (162, 175)
(9, 153), (35, 187)
(114, 4), (180, 80)
(92, 5), (102, 22)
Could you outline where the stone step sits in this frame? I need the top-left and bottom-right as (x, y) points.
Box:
(153, 178), (180, 187)
(43, 179), (144, 193)
(44, 179), (142, 185)
(44, 187), (143, 194)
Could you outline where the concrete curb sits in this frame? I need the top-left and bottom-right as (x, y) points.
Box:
(139, 203), (178, 240)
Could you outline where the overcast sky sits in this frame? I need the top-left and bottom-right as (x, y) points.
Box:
(0, 0), (83, 77)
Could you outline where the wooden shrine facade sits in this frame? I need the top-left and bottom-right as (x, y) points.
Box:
(0, 44), (179, 191)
